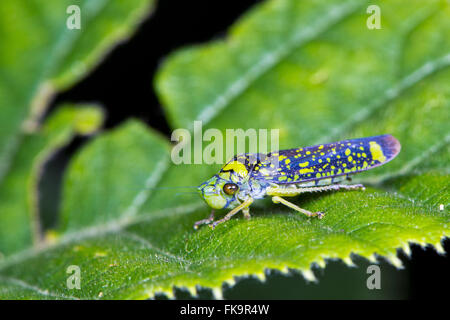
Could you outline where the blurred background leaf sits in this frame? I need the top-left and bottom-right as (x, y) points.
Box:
(0, 0), (156, 256)
(0, 0), (448, 299)
(0, 105), (103, 256)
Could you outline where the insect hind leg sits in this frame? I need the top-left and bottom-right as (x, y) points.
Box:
(272, 196), (324, 219)
(268, 183), (365, 219)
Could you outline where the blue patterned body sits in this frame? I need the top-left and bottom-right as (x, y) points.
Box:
(198, 135), (401, 210)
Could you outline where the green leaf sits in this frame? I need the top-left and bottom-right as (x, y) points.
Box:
(0, 0), (156, 183)
(0, 0), (449, 299)
(60, 120), (171, 232)
(0, 105), (103, 257)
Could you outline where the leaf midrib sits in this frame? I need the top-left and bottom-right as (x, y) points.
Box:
(0, 275), (78, 300)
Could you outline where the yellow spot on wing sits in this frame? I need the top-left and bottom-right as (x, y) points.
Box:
(299, 161), (309, 167)
(369, 141), (387, 163)
(345, 148), (351, 156)
(299, 168), (314, 174)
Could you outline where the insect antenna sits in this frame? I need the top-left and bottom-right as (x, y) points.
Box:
(129, 186), (199, 190)
(173, 191), (199, 197)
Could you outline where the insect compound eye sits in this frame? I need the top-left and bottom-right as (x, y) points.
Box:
(223, 183), (239, 195)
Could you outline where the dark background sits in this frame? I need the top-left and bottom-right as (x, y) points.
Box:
(42, 0), (449, 299)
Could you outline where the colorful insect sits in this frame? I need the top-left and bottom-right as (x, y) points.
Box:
(195, 134), (400, 229)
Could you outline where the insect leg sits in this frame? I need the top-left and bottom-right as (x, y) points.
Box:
(210, 198), (254, 229)
(272, 196), (324, 219)
(242, 207), (251, 220)
(193, 210), (215, 229)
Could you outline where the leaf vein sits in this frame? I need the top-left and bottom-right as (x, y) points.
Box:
(194, 0), (365, 128)
(0, 276), (78, 300)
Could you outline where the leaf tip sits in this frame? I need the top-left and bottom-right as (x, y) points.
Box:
(385, 254), (404, 269)
(300, 269), (317, 282)
(367, 254), (378, 263)
(178, 285), (197, 298)
(211, 287), (224, 300)
(402, 242), (412, 257)
(253, 271), (267, 283)
(164, 289), (176, 300)
(434, 241), (446, 255)
(280, 266), (290, 275)
(342, 256), (356, 267)
(223, 278), (237, 288)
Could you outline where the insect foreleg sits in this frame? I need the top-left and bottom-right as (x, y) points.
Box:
(272, 196), (324, 219)
(210, 198), (254, 229)
(193, 210), (215, 229)
(242, 207), (251, 220)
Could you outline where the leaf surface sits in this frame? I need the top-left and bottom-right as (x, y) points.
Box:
(0, 0), (449, 299)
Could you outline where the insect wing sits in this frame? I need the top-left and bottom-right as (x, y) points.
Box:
(251, 134), (400, 184)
